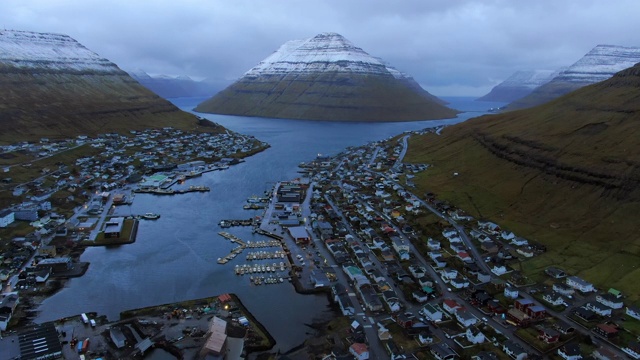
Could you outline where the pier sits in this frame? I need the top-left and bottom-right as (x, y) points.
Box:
(133, 185), (210, 195)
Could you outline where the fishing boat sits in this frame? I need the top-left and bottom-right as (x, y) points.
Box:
(142, 213), (160, 220)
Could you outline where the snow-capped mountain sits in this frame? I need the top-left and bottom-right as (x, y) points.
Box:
(196, 32), (457, 122)
(244, 33), (407, 78)
(0, 30), (203, 142)
(0, 30), (119, 73)
(128, 69), (230, 98)
(476, 69), (561, 102)
(508, 44), (640, 110)
(556, 45), (640, 83)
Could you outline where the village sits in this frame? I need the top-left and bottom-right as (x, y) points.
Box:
(0, 126), (269, 337)
(248, 132), (640, 360)
(0, 126), (640, 360)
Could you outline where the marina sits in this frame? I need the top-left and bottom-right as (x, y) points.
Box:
(215, 232), (285, 264)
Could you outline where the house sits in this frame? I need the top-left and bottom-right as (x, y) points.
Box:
(566, 276), (595, 293)
(545, 267), (567, 279)
(431, 343), (457, 360)
(427, 238), (441, 250)
(622, 341), (640, 360)
(516, 247), (535, 258)
(502, 340), (527, 360)
(0, 292), (19, 331)
(443, 298), (463, 314)
(450, 277), (470, 289)
(558, 343), (582, 360)
(501, 231), (515, 241)
(573, 307), (597, 322)
(466, 327), (485, 344)
(585, 302), (612, 317)
(510, 237), (528, 246)
(418, 330), (434, 345)
(34, 268), (50, 283)
(592, 346), (620, 360)
(377, 323), (392, 341)
(538, 327), (560, 343)
(442, 268), (458, 280)
(526, 305), (547, 320)
(110, 327), (127, 348)
(349, 343), (369, 360)
(456, 310), (478, 327)
(542, 291), (566, 307)
(422, 304), (443, 322)
(0, 209), (15, 228)
(626, 306), (640, 320)
(504, 287), (519, 299)
(457, 251), (473, 263)
(596, 294), (623, 309)
(554, 320), (575, 335)
(391, 236), (410, 261)
(553, 283), (575, 296)
(473, 352), (499, 360)
(593, 324), (618, 338)
(491, 265), (507, 276)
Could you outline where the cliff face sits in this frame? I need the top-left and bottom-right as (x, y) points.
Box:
(0, 30), (211, 143)
(195, 33), (457, 121)
(507, 45), (640, 110)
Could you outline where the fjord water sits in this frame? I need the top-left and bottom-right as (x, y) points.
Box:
(35, 97), (503, 351)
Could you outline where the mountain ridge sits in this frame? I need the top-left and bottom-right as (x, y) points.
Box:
(0, 30), (220, 144)
(196, 32), (457, 121)
(507, 44), (640, 110)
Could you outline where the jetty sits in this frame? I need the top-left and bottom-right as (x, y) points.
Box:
(216, 232), (285, 265)
(219, 218), (259, 228)
(133, 185), (210, 195)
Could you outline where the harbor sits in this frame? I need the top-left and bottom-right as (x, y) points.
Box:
(132, 185), (210, 195)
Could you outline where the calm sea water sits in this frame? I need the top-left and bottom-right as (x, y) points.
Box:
(34, 96), (504, 352)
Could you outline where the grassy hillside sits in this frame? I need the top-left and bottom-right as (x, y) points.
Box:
(195, 72), (458, 121)
(405, 64), (640, 298)
(0, 70), (222, 144)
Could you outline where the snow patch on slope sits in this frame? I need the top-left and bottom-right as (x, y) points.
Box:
(0, 30), (118, 73)
(556, 44), (640, 83)
(244, 32), (405, 78)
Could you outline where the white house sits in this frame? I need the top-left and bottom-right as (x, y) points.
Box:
(585, 302), (612, 317)
(543, 292), (566, 307)
(442, 268), (458, 280)
(596, 294), (623, 309)
(491, 265), (507, 276)
(427, 238), (441, 250)
(0, 209), (15, 228)
(456, 310), (478, 327)
(626, 306), (640, 320)
(503, 340), (527, 360)
(558, 343), (582, 360)
(391, 237), (410, 261)
(553, 283), (575, 296)
(504, 287), (519, 299)
(466, 328), (485, 344)
(501, 231), (515, 241)
(451, 277), (470, 289)
(622, 341), (640, 360)
(511, 237), (528, 246)
(422, 304), (443, 321)
(566, 276), (595, 293)
(442, 228), (458, 239)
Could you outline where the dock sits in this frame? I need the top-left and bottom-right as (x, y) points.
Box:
(219, 219), (259, 228)
(216, 232), (284, 265)
(133, 185), (210, 195)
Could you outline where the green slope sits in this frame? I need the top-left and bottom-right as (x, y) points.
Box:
(195, 72), (458, 121)
(405, 63), (640, 298)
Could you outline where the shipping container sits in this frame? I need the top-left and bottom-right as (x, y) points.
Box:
(81, 313), (89, 324)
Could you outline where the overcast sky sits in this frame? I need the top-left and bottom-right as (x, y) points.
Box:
(2, 0), (639, 96)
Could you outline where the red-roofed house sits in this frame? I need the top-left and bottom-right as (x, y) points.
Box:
(443, 299), (463, 314)
(350, 343), (369, 360)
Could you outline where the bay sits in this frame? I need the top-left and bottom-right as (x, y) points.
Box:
(34, 96), (503, 352)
